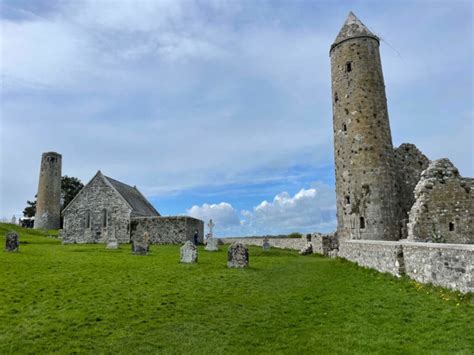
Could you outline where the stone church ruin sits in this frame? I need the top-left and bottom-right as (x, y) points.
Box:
(60, 170), (203, 244)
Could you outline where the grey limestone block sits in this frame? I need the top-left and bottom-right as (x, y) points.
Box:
(227, 243), (249, 268)
(205, 237), (219, 251)
(180, 240), (198, 263)
(262, 238), (271, 251)
(5, 231), (19, 252)
(132, 232), (150, 255)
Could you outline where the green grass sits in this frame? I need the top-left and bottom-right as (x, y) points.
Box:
(0, 224), (473, 354)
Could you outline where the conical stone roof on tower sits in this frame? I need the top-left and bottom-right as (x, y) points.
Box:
(331, 11), (378, 52)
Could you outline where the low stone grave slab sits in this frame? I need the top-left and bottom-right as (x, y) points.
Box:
(227, 243), (249, 268)
(205, 237), (219, 251)
(5, 231), (19, 252)
(180, 240), (198, 263)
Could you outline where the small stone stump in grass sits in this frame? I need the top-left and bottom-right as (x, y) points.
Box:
(132, 231), (150, 255)
(180, 240), (198, 263)
(262, 237), (271, 251)
(205, 237), (219, 251)
(227, 243), (249, 268)
(5, 231), (19, 252)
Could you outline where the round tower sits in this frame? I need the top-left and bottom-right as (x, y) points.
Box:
(330, 12), (400, 241)
(34, 152), (62, 230)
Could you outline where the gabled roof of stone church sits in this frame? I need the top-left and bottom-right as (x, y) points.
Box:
(103, 175), (160, 217)
(63, 171), (160, 217)
(331, 12), (379, 51)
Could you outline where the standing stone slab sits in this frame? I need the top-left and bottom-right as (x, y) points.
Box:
(106, 233), (118, 249)
(132, 231), (150, 255)
(227, 243), (249, 268)
(5, 232), (19, 252)
(205, 237), (219, 251)
(180, 240), (198, 263)
(262, 238), (271, 251)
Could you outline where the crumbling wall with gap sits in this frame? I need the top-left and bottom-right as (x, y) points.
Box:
(393, 143), (430, 238)
(407, 159), (473, 244)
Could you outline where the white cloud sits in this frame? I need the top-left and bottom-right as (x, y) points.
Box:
(187, 202), (240, 233)
(241, 183), (336, 235)
(186, 182), (336, 237)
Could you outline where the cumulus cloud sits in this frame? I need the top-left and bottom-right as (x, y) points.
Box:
(187, 202), (241, 234)
(240, 183), (336, 236)
(186, 182), (336, 237)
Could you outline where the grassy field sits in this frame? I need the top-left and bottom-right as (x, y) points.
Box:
(0, 223), (473, 354)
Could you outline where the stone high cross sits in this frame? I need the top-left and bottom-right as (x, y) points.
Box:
(207, 219), (215, 238)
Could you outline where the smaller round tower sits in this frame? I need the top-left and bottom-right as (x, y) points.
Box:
(34, 152), (62, 230)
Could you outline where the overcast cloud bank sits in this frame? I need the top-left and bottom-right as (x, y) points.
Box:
(1, 1), (472, 236)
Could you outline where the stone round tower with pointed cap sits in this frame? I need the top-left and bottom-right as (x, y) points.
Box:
(34, 152), (62, 229)
(330, 12), (400, 241)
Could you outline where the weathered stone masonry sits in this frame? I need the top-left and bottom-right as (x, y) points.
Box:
(335, 239), (473, 293)
(130, 216), (204, 245)
(62, 171), (136, 243)
(408, 159), (473, 244)
(61, 170), (204, 244)
(331, 12), (400, 241)
(34, 152), (62, 230)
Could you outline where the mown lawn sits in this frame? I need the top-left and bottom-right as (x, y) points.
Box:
(0, 224), (473, 354)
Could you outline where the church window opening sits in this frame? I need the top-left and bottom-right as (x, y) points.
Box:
(102, 209), (107, 228)
(346, 62), (352, 72)
(342, 123), (347, 132)
(86, 211), (91, 229)
(449, 222), (454, 231)
(334, 92), (339, 103)
(345, 196), (350, 204)
(360, 217), (366, 229)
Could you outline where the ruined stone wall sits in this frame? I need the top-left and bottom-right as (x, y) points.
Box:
(311, 233), (339, 256)
(219, 236), (308, 250)
(331, 32), (400, 241)
(338, 240), (404, 276)
(402, 242), (473, 294)
(62, 176), (131, 244)
(393, 143), (430, 238)
(338, 240), (473, 293)
(407, 159), (473, 244)
(130, 216), (204, 245)
(34, 152), (62, 230)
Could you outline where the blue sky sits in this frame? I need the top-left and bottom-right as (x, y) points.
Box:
(0, 0), (472, 236)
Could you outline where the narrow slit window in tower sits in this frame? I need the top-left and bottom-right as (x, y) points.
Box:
(342, 123), (347, 132)
(346, 62), (352, 72)
(102, 209), (107, 228)
(449, 222), (454, 231)
(334, 92), (339, 103)
(359, 217), (365, 229)
(345, 196), (350, 204)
